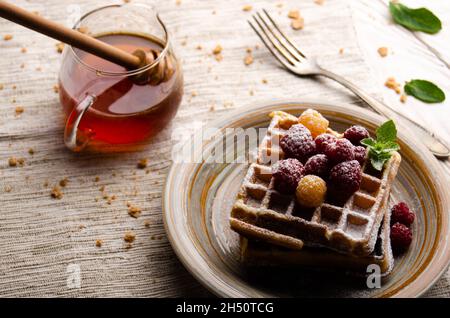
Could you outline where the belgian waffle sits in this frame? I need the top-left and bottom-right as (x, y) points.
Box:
(240, 202), (394, 276)
(230, 111), (401, 256)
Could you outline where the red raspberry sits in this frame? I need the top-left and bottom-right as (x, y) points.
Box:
(325, 138), (355, 164)
(354, 146), (367, 165)
(329, 160), (362, 194)
(304, 154), (330, 179)
(272, 158), (304, 194)
(315, 133), (337, 154)
(391, 202), (415, 226)
(390, 222), (413, 253)
(344, 125), (369, 146)
(280, 124), (316, 162)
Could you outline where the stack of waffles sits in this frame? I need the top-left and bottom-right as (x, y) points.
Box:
(230, 111), (401, 276)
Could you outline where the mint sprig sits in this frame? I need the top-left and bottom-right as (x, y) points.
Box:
(404, 79), (446, 103)
(389, 2), (442, 34)
(361, 120), (400, 171)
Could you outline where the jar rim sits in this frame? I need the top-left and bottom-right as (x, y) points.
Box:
(68, 3), (170, 77)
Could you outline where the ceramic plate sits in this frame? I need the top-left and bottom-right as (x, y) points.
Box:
(163, 101), (450, 297)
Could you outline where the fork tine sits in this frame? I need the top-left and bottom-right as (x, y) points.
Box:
(262, 8), (306, 58)
(248, 19), (297, 71)
(256, 11), (304, 62)
(250, 15), (298, 70)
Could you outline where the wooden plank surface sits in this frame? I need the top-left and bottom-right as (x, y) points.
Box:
(0, 0), (448, 297)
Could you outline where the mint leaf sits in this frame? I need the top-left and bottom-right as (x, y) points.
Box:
(370, 157), (386, 171)
(363, 120), (400, 171)
(376, 120), (397, 143)
(389, 2), (442, 34)
(404, 79), (445, 103)
(361, 138), (376, 147)
(369, 150), (392, 171)
(379, 141), (400, 153)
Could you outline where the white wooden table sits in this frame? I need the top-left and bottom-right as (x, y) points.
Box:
(0, 0), (448, 297)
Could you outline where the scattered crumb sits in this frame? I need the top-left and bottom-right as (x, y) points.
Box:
(291, 16), (304, 30)
(244, 54), (254, 66)
(79, 224), (86, 230)
(21, 47), (27, 53)
(59, 177), (69, 187)
(20, 63), (25, 69)
(12, 85), (16, 89)
(181, 40), (187, 46)
(400, 94), (407, 103)
(15, 106), (24, 115)
(288, 9), (304, 30)
(175, 0), (182, 5)
(242, 5), (253, 11)
(94, 176), (100, 182)
(51, 186), (63, 199)
(196, 45), (202, 50)
(4, 185), (12, 193)
(314, 0), (325, 5)
(56, 42), (64, 53)
(124, 231), (136, 243)
(144, 220), (151, 228)
(249, 89), (255, 96)
(339, 48), (344, 54)
(53, 84), (60, 94)
(377, 47), (388, 57)
(43, 180), (49, 188)
(288, 10), (300, 19)
(246, 47), (252, 53)
(3, 34), (13, 41)
(95, 239), (103, 247)
(385, 77), (401, 94)
(212, 44), (222, 55)
(8, 157), (16, 167)
(35, 66), (42, 72)
(137, 158), (148, 169)
(209, 105), (215, 112)
(0, 84), (3, 90)
(128, 205), (142, 218)
(28, 148), (35, 155)
(191, 91), (198, 97)
(214, 54), (223, 62)
(262, 79), (268, 84)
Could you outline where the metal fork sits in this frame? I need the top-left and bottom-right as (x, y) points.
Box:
(249, 9), (449, 159)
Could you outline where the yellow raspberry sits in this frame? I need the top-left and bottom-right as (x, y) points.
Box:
(298, 109), (329, 138)
(296, 175), (327, 208)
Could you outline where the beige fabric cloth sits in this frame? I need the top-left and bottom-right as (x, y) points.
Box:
(0, 0), (448, 297)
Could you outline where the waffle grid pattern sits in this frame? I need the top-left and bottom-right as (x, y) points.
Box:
(230, 113), (401, 256)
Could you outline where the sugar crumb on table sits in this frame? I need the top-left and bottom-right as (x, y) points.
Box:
(95, 239), (103, 247)
(128, 205), (142, 218)
(244, 53), (253, 66)
(55, 43), (64, 53)
(242, 5), (252, 12)
(377, 47), (388, 57)
(137, 158), (148, 169)
(15, 106), (25, 115)
(3, 34), (13, 41)
(59, 177), (69, 187)
(123, 231), (136, 243)
(50, 186), (63, 199)
(385, 77), (401, 94)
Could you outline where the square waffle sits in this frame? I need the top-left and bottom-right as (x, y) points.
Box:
(230, 111), (401, 256)
(240, 201), (394, 276)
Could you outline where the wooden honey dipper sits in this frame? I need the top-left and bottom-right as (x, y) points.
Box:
(0, 1), (157, 83)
